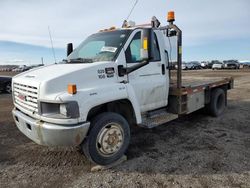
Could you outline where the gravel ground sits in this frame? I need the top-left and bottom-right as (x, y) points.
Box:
(0, 69), (250, 188)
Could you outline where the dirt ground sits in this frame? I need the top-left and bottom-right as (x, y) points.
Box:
(0, 69), (250, 188)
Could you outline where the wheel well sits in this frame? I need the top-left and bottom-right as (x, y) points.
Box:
(87, 99), (137, 126)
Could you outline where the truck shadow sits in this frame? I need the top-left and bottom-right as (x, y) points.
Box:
(115, 100), (250, 175)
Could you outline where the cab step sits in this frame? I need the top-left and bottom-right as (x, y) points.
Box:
(140, 108), (178, 128)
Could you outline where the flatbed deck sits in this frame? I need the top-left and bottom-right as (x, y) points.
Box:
(169, 77), (234, 96)
(167, 76), (234, 115)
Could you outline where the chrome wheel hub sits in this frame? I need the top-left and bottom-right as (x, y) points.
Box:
(97, 123), (124, 156)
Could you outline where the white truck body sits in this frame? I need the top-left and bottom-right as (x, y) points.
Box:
(12, 16), (233, 165)
(12, 29), (171, 146)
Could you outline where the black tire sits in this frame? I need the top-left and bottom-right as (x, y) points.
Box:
(81, 112), (130, 165)
(207, 88), (226, 117)
(5, 82), (11, 93)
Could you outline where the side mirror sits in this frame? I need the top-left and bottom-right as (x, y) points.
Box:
(67, 43), (73, 56)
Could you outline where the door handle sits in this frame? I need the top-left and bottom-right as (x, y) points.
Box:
(161, 64), (165, 75)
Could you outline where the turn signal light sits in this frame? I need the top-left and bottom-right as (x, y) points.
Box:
(68, 84), (77, 94)
(167, 11), (175, 22)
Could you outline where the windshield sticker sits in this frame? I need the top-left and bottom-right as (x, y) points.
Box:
(101, 46), (117, 53)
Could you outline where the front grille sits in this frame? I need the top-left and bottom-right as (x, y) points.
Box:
(13, 82), (38, 113)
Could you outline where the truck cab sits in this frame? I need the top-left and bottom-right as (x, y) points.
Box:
(12, 13), (233, 166)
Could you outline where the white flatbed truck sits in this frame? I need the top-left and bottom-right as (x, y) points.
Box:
(12, 12), (233, 165)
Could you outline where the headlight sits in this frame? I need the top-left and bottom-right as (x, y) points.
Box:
(60, 104), (67, 116)
(39, 101), (79, 119)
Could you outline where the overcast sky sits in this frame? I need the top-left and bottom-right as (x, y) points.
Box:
(0, 0), (250, 65)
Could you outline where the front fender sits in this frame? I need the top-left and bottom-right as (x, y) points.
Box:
(57, 83), (142, 124)
(124, 84), (142, 124)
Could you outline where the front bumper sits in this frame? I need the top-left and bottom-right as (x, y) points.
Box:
(12, 108), (90, 146)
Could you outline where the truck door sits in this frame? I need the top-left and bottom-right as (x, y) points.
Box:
(124, 30), (168, 112)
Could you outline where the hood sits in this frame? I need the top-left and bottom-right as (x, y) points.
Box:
(13, 61), (118, 99)
(14, 63), (97, 82)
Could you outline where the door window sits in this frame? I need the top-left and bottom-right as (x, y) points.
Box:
(125, 32), (141, 63)
(152, 33), (161, 61)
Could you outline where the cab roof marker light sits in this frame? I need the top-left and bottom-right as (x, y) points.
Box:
(99, 26), (117, 33)
(109, 26), (116, 30)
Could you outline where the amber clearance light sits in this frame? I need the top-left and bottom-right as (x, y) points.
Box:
(68, 84), (77, 94)
(143, 37), (148, 50)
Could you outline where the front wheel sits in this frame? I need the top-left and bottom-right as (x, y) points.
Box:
(81, 112), (130, 165)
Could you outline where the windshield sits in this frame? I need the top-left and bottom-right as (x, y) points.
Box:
(67, 30), (131, 63)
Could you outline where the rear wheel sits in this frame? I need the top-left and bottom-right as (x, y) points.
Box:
(81, 112), (130, 165)
(206, 88), (226, 117)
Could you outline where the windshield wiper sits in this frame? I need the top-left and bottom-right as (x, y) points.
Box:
(68, 58), (93, 64)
